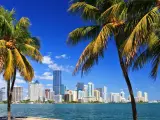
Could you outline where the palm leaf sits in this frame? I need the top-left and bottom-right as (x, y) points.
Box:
(68, 2), (100, 21)
(67, 26), (100, 45)
(3, 49), (14, 80)
(123, 7), (160, 54)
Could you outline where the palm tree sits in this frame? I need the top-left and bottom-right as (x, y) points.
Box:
(67, 0), (138, 120)
(0, 7), (42, 120)
(67, 0), (160, 120)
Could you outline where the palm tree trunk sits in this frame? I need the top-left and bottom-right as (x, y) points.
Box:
(7, 80), (11, 120)
(7, 68), (16, 120)
(117, 49), (137, 120)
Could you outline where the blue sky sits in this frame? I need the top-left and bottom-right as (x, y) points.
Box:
(0, 0), (160, 100)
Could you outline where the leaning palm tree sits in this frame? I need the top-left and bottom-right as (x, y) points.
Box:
(67, 0), (138, 120)
(0, 7), (42, 120)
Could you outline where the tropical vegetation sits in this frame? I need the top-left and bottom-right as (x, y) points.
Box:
(0, 6), (42, 120)
(67, 0), (160, 120)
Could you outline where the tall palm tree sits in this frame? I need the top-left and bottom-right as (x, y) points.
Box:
(67, 0), (138, 120)
(67, 0), (160, 120)
(0, 7), (42, 120)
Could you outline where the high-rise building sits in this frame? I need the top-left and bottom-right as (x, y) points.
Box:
(60, 84), (65, 95)
(45, 89), (50, 100)
(120, 91), (125, 99)
(72, 90), (77, 102)
(0, 87), (6, 102)
(76, 82), (84, 91)
(94, 90), (100, 101)
(12, 86), (23, 102)
(29, 80), (44, 101)
(64, 90), (73, 102)
(53, 95), (62, 103)
(110, 93), (121, 103)
(84, 85), (88, 97)
(137, 91), (142, 98)
(103, 86), (107, 102)
(144, 92), (148, 102)
(53, 70), (62, 95)
(88, 82), (94, 97)
(96, 88), (103, 97)
(78, 90), (84, 100)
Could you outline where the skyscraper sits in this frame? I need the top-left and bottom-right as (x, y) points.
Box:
(137, 91), (142, 98)
(103, 86), (107, 102)
(0, 87), (6, 102)
(110, 93), (121, 103)
(12, 86), (23, 102)
(96, 88), (103, 97)
(144, 92), (148, 102)
(45, 89), (51, 100)
(94, 90), (100, 101)
(120, 91), (125, 98)
(29, 80), (44, 101)
(76, 82), (84, 91)
(84, 85), (88, 97)
(53, 70), (62, 95)
(88, 82), (94, 97)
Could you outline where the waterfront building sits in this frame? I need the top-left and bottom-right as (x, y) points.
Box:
(53, 95), (62, 103)
(53, 70), (62, 95)
(144, 92), (148, 102)
(96, 88), (103, 97)
(103, 86), (107, 102)
(50, 91), (55, 100)
(60, 84), (65, 95)
(12, 86), (23, 102)
(0, 87), (6, 101)
(94, 90), (100, 101)
(84, 85), (88, 97)
(88, 82), (94, 97)
(64, 90), (73, 102)
(110, 93), (121, 103)
(45, 89), (51, 100)
(137, 91), (142, 98)
(76, 82), (84, 91)
(120, 91), (125, 99)
(78, 90), (84, 100)
(28, 80), (44, 102)
(72, 90), (77, 102)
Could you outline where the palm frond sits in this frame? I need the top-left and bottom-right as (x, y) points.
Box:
(99, 2), (125, 24)
(3, 49), (14, 80)
(93, 23), (114, 54)
(68, 2), (100, 21)
(20, 54), (34, 81)
(13, 48), (28, 79)
(67, 26), (100, 45)
(20, 44), (42, 62)
(17, 17), (30, 29)
(123, 7), (160, 54)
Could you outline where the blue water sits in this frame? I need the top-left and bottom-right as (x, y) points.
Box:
(0, 104), (159, 120)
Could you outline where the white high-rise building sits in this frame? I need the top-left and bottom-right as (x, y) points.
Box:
(103, 86), (107, 102)
(84, 85), (88, 97)
(72, 90), (77, 102)
(53, 95), (62, 103)
(0, 87), (6, 101)
(94, 90), (100, 101)
(12, 86), (23, 102)
(28, 80), (44, 102)
(120, 91), (125, 98)
(137, 91), (142, 98)
(144, 92), (148, 102)
(88, 82), (94, 97)
(110, 93), (121, 103)
(78, 90), (84, 100)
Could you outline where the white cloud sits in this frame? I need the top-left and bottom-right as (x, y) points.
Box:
(35, 72), (53, 80)
(46, 84), (52, 87)
(55, 54), (70, 59)
(42, 56), (53, 64)
(42, 55), (73, 73)
(15, 78), (25, 84)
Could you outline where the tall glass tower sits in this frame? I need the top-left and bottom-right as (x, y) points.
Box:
(53, 70), (62, 95)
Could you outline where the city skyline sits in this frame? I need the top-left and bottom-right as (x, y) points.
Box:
(0, 0), (159, 101)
